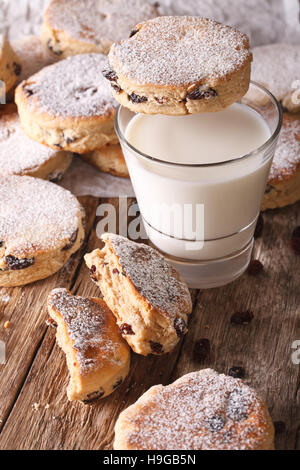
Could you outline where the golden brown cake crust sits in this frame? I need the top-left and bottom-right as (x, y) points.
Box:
(85, 234), (192, 356)
(11, 35), (58, 86)
(0, 175), (85, 287)
(107, 16), (252, 115)
(114, 369), (275, 450)
(48, 288), (130, 402)
(81, 143), (129, 178)
(252, 44), (300, 114)
(15, 54), (119, 154)
(42, 0), (159, 58)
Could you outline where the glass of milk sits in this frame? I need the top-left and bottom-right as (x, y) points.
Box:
(115, 82), (282, 288)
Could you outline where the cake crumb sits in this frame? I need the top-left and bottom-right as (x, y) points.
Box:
(4, 321), (10, 329)
(32, 402), (40, 411)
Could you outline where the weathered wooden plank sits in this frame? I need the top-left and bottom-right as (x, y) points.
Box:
(0, 196), (99, 431)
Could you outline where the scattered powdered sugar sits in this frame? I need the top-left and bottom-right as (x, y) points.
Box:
(11, 35), (57, 84)
(269, 115), (300, 182)
(26, 54), (118, 118)
(0, 175), (83, 257)
(0, 112), (60, 176)
(103, 233), (192, 318)
(109, 16), (252, 86)
(48, 288), (120, 374)
(124, 369), (270, 450)
(60, 156), (134, 198)
(252, 44), (300, 101)
(47, 0), (158, 46)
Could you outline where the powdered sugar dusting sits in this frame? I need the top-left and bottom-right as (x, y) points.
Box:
(252, 44), (300, 101)
(0, 34), (4, 52)
(103, 234), (192, 318)
(109, 16), (252, 86)
(48, 288), (121, 374)
(0, 112), (62, 176)
(123, 369), (271, 450)
(0, 175), (83, 257)
(269, 115), (300, 182)
(12, 35), (57, 84)
(47, 0), (158, 46)
(25, 54), (118, 118)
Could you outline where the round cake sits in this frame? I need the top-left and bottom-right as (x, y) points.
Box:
(15, 53), (119, 153)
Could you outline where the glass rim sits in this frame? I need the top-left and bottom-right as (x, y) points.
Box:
(115, 81), (283, 169)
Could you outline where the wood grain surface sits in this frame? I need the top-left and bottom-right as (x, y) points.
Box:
(0, 196), (299, 450)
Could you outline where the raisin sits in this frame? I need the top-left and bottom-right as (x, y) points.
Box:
(247, 259), (263, 276)
(186, 87), (217, 100)
(291, 238), (300, 255)
(174, 317), (186, 337)
(129, 29), (139, 38)
(254, 213), (264, 239)
(150, 341), (163, 354)
(154, 96), (166, 104)
(112, 268), (119, 275)
(206, 415), (225, 432)
(13, 62), (22, 76)
(113, 378), (123, 390)
(6, 255), (35, 270)
(47, 39), (63, 56)
(119, 323), (135, 335)
(128, 93), (148, 104)
(62, 229), (78, 251)
(193, 338), (210, 362)
(228, 366), (245, 379)
(230, 310), (254, 325)
(227, 389), (248, 421)
(274, 421), (286, 435)
(102, 69), (118, 82)
(0, 241), (3, 247)
(83, 388), (105, 404)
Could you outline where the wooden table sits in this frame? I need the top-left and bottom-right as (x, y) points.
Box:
(0, 196), (299, 450)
